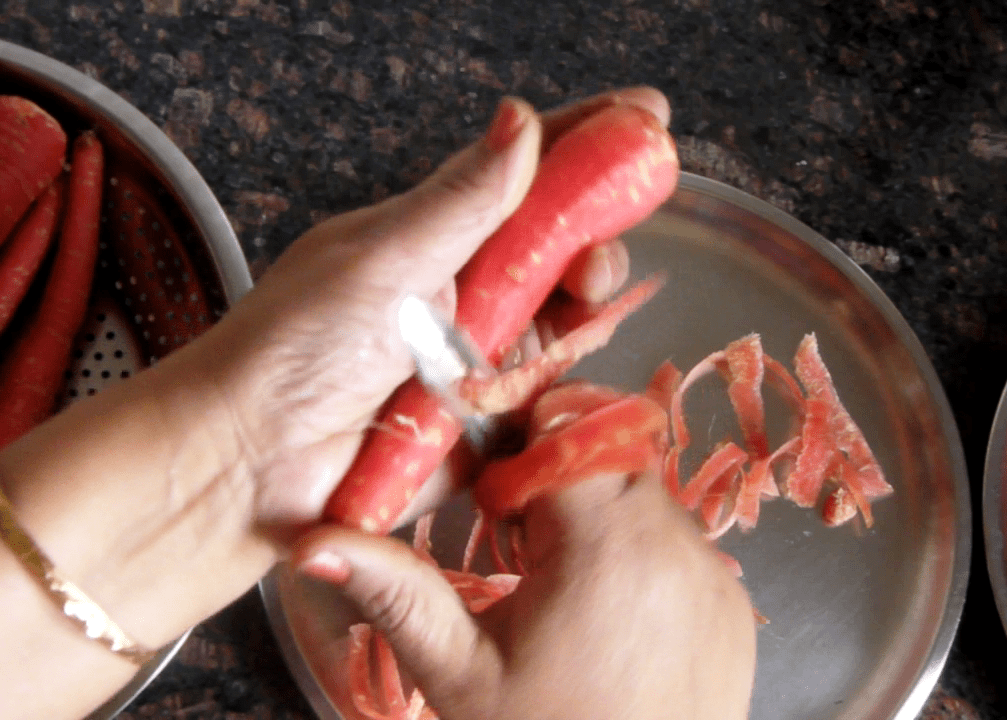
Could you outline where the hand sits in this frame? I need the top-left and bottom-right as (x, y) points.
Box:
(193, 87), (670, 532)
(291, 468), (758, 720)
(0, 87), (672, 720)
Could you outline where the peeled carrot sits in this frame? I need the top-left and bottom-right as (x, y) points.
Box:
(0, 180), (64, 337)
(0, 132), (103, 448)
(0, 96), (67, 244)
(325, 102), (680, 532)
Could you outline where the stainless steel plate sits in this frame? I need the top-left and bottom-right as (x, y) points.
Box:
(983, 385), (1007, 638)
(262, 173), (970, 720)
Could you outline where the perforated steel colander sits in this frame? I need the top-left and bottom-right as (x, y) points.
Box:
(0, 40), (253, 719)
(62, 295), (143, 406)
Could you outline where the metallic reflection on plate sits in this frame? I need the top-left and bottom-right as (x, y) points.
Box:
(262, 173), (970, 720)
(983, 386), (1007, 637)
(84, 643), (191, 720)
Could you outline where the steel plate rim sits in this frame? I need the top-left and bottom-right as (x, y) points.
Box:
(261, 571), (343, 720)
(83, 635), (193, 720)
(0, 40), (255, 718)
(259, 173), (971, 720)
(983, 381), (1007, 637)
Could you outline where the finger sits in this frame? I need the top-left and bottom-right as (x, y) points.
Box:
(430, 280), (458, 321)
(521, 470), (635, 566)
(292, 526), (502, 715)
(368, 97), (542, 298)
(541, 86), (671, 151)
(558, 237), (631, 304)
(521, 458), (687, 560)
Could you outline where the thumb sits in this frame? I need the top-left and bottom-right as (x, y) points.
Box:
(291, 526), (502, 716)
(522, 465), (680, 569)
(370, 96), (542, 296)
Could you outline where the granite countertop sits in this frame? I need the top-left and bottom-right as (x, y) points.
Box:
(4, 0), (1007, 717)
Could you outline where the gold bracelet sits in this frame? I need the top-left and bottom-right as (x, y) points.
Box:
(0, 488), (157, 666)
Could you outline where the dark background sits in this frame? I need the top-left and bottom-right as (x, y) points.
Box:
(3, 0), (1006, 717)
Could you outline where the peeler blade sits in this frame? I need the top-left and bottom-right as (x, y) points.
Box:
(397, 294), (496, 453)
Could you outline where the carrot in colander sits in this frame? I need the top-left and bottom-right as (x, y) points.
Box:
(0, 96), (67, 244)
(0, 132), (103, 448)
(0, 179), (64, 337)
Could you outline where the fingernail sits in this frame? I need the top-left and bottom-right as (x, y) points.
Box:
(296, 550), (351, 585)
(584, 244), (614, 302)
(485, 97), (527, 154)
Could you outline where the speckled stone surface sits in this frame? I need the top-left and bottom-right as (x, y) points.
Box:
(4, 0), (1007, 717)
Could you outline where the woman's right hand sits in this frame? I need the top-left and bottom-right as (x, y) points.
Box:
(292, 466), (757, 720)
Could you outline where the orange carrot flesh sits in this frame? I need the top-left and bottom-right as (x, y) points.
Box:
(0, 96), (67, 244)
(325, 103), (679, 532)
(0, 132), (103, 448)
(0, 179), (64, 337)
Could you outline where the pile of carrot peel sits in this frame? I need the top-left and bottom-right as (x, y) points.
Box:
(666, 332), (894, 538)
(465, 306), (894, 567)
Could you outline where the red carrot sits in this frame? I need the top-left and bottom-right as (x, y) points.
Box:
(0, 132), (103, 448)
(102, 172), (216, 362)
(474, 392), (668, 518)
(0, 179), (64, 337)
(326, 102), (680, 532)
(0, 96), (67, 244)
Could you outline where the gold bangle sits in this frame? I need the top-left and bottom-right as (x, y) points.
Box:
(0, 488), (157, 666)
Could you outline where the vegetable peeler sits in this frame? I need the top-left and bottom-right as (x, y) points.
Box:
(397, 293), (498, 455)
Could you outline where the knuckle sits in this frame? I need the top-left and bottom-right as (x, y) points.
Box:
(435, 160), (487, 197)
(359, 580), (421, 639)
(438, 184), (498, 230)
(425, 157), (505, 226)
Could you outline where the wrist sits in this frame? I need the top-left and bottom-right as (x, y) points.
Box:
(0, 342), (274, 649)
